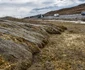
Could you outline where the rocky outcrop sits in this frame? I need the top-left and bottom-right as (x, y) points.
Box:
(0, 19), (66, 70)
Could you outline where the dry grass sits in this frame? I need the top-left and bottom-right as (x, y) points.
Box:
(1, 18), (85, 70)
(27, 20), (85, 70)
(0, 55), (11, 70)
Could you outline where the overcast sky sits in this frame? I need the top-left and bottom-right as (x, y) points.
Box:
(0, 0), (85, 18)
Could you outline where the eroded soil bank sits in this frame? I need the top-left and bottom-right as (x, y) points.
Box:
(0, 19), (66, 70)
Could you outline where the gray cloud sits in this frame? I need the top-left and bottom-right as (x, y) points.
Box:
(0, 0), (85, 18)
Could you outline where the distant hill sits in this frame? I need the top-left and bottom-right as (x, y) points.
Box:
(0, 16), (26, 22)
(45, 3), (85, 16)
(0, 16), (20, 20)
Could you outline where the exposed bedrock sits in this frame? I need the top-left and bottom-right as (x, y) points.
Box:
(0, 19), (66, 70)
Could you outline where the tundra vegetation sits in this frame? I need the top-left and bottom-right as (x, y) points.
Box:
(0, 18), (85, 70)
